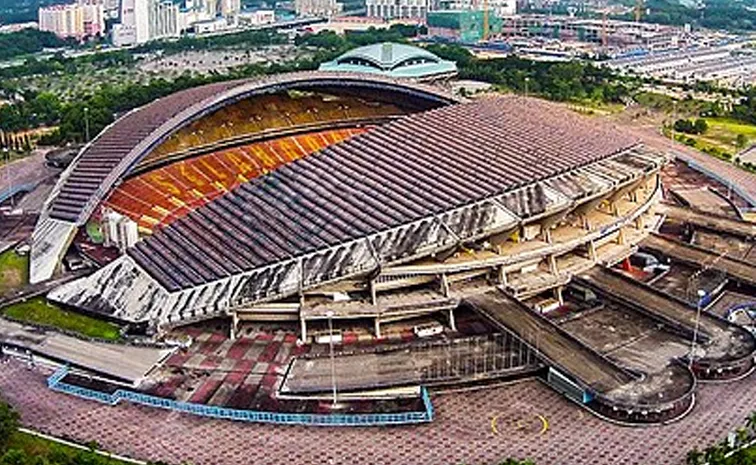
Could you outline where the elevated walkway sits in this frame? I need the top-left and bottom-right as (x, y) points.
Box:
(464, 290), (695, 424)
(642, 233), (756, 287)
(660, 204), (756, 239)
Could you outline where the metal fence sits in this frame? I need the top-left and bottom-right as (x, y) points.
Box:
(411, 333), (541, 382)
(47, 366), (434, 426)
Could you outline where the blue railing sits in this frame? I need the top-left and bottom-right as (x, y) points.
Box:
(725, 302), (756, 320)
(47, 366), (434, 426)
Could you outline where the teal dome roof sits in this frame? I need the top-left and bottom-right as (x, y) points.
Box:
(319, 42), (457, 80)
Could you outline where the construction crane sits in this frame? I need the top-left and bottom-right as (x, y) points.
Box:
(634, 0), (643, 22)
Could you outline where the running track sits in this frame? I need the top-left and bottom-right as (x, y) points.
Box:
(1, 359), (753, 465)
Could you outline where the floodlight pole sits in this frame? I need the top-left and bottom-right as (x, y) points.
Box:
(84, 107), (90, 142)
(689, 289), (706, 370)
(326, 310), (338, 406)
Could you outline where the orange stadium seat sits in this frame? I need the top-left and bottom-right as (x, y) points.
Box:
(103, 128), (367, 232)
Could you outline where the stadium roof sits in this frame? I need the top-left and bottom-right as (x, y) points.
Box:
(318, 43), (458, 79)
(48, 95), (666, 324)
(30, 72), (459, 284)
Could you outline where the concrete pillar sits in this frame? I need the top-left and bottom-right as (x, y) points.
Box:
(374, 318), (382, 338)
(548, 255), (558, 276)
(611, 202), (620, 217)
(554, 286), (564, 306)
(588, 240), (598, 263)
(369, 279), (378, 306)
(635, 215), (645, 230)
(448, 308), (457, 332)
(230, 311), (238, 341)
(300, 316), (307, 342)
(498, 266), (508, 285)
(542, 226), (553, 244)
(440, 273), (450, 298)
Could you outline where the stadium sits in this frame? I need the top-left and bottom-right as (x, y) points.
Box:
(4, 45), (756, 434)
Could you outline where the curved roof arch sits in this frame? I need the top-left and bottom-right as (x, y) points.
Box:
(30, 71), (459, 284)
(336, 43), (442, 70)
(319, 43), (458, 79)
(45, 71), (459, 226)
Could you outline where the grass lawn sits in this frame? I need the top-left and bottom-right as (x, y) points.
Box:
(86, 221), (104, 244)
(0, 249), (28, 296)
(7, 430), (133, 465)
(568, 100), (625, 117)
(703, 117), (756, 153)
(0, 150), (32, 167)
(2, 297), (121, 341)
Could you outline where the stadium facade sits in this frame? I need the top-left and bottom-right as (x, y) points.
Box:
(32, 71), (667, 335)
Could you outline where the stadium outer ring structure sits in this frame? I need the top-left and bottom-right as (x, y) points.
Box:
(30, 71), (461, 285)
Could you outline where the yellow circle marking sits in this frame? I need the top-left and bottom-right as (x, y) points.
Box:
(537, 414), (549, 435)
(491, 413), (501, 436)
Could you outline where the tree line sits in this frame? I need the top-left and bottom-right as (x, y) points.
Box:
(0, 29), (72, 62)
(0, 25), (425, 145)
(613, 0), (756, 32)
(427, 43), (634, 103)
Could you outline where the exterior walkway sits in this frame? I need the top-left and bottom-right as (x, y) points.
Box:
(0, 319), (171, 384)
(1, 358), (754, 465)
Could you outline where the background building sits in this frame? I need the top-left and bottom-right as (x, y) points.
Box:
(295, 0), (342, 18)
(149, 0), (180, 39)
(319, 42), (458, 80)
(113, 0), (179, 45)
(38, 1), (104, 39)
(427, 10), (503, 42)
(364, 0), (429, 20)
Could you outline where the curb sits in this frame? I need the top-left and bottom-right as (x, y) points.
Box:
(17, 427), (147, 465)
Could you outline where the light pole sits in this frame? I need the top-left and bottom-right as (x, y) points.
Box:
(689, 289), (706, 370)
(326, 310), (338, 406)
(524, 77), (530, 98)
(83, 107), (90, 142)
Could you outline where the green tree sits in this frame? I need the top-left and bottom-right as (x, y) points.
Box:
(737, 134), (749, 149)
(694, 118), (709, 134)
(0, 400), (19, 453)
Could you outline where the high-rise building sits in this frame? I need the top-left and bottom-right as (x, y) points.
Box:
(150, 0), (180, 39)
(38, 1), (104, 39)
(113, 0), (178, 45)
(295, 0), (342, 18)
(364, 0), (429, 20)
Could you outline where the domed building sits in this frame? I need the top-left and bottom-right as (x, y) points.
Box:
(318, 42), (458, 81)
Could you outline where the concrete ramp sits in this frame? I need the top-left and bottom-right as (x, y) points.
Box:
(465, 291), (633, 393)
(0, 318), (172, 385)
(464, 290), (697, 424)
(643, 233), (756, 287)
(578, 267), (756, 380)
(661, 204), (756, 239)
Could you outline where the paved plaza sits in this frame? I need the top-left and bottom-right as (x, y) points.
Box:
(1, 357), (753, 465)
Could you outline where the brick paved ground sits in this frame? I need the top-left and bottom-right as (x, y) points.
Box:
(1, 357), (753, 465)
